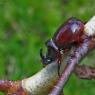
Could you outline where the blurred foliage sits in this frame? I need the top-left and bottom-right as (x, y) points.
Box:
(0, 0), (95, 95)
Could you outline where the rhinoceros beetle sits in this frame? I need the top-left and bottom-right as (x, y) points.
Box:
(40, 17), (86, 75)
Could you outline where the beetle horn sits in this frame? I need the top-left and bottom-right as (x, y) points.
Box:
(40, 48), (46, 60)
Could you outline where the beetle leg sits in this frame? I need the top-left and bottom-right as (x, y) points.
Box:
(57, 51), (62, 76)
(58, 61), (61, 76)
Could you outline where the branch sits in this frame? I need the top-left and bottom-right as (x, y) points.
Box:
(0, 53), (70, 95)
(0, 16), (95, 95)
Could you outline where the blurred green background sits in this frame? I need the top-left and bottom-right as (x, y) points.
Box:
(0, 0), (95, 95)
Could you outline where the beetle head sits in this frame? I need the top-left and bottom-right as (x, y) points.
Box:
(40, 39), (58, 65)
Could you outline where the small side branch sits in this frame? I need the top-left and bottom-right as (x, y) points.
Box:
(74, 65), (95, 79)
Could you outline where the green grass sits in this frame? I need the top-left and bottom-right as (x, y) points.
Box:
(0, 0), (95, 95)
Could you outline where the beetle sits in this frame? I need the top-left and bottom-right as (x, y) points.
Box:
(40, 17), (86, 75)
